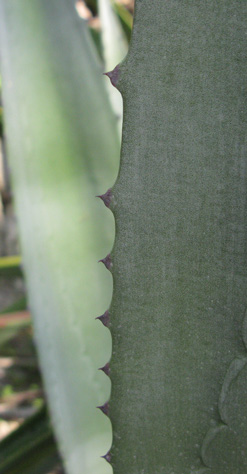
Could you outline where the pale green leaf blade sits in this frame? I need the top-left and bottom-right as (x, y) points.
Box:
(0, 1), (120, 473)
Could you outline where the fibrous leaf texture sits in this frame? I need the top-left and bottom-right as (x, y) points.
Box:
(102, 1), (247, 473)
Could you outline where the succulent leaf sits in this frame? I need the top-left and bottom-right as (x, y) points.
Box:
(108, 1), (247, 472)
(0, 1), (120, 473)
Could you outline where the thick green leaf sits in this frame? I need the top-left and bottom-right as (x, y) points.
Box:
(0, 1), (120, 473)
(108, 1), (247, 473)
(89, 26), (103, 60)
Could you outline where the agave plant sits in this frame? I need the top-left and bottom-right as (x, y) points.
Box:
(0, 0), (127, 472)
(1, 1), (247, 474)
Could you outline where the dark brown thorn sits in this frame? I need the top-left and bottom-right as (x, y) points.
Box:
(97, 402), (109, 416)
(99, 362), (110, 376)
(99, 254), (112, 270)
(103, 64), (120, 88)
(101, 451), (111, 464)
(96, 188), (112, 208)
(95, 310), (109, 327)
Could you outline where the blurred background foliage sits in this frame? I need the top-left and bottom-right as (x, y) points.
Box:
(0, 1), (133, 473)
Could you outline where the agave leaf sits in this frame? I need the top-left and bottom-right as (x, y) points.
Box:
(89, 26), (103, 60)
(108, 1), (247, 472)
(0, 1), (120, 473)
(99, 0), (128, 130)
